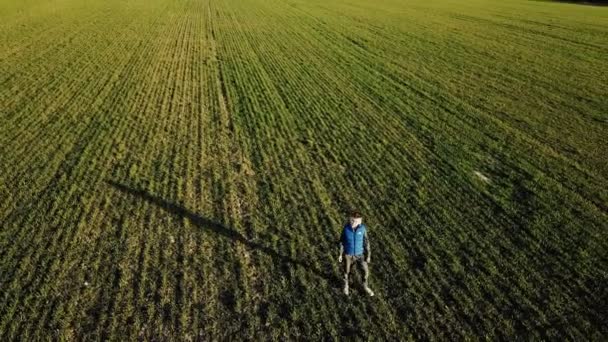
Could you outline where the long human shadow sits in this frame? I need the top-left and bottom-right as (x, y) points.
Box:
(107, 180), (338, 284)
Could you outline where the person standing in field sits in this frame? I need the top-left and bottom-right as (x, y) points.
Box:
(338, 211), (374, 296)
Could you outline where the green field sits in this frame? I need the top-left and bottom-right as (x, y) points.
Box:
(1, 0), (607, 339)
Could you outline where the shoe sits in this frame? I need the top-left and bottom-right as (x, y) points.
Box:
(343, 285), (349, 295)
(364, 286), (375, 297)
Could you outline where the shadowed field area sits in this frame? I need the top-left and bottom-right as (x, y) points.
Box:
(1, 0), (607, 339)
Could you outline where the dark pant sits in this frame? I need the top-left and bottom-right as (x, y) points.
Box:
(343, 255), (369, 287)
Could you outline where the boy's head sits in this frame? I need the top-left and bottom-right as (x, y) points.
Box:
(349, 211), (362, 228)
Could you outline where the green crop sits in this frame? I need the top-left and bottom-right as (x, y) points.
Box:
(1, 0), (607, 339)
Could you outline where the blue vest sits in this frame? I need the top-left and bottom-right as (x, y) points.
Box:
(343, 224), (366, 256)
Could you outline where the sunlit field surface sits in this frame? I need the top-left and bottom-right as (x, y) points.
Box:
(1, 0), (607, 339)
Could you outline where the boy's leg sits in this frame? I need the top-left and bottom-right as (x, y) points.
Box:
(360, 258), (374, 296)
(360, 259), (369, 287)
(343, 255), (352, 294)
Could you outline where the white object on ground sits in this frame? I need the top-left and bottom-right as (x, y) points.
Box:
(364, 286), (375, 297)
(473, 171), (490, 183)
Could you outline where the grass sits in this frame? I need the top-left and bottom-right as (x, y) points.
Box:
(1, 0), (607, 339)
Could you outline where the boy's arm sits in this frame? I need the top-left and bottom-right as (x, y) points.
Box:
(364, 230), (371, 263)
(338, 229), (345, 262)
